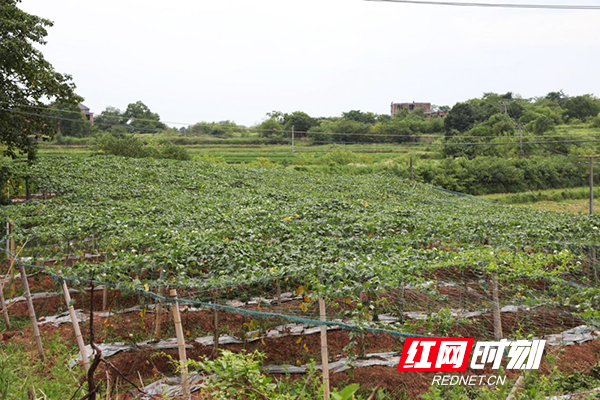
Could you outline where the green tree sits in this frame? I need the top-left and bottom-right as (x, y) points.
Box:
(95, 106), (125, 131)
(123, 101), (166, 133)
(256, 118), (283, 138)
(282, 111), (317, 137)
(564, 95), (600, 121)
(0, 0), (80, 159)
(444, 102), (478, 134)
(545, 90), (567, 106)
(342, 110), (376, 124)
(48, 102), (94, 137)
(188, 120), (242, 136)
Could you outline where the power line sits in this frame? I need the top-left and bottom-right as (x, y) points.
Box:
(366, 0), (600, 10)
(310, 139), (600, 146)
(0, 102), (278, 133)
(4, 106), (600, 150)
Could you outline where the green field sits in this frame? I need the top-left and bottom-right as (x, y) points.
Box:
(38, 141), (436, 164)
(1, 156), (599, 398)
(482, 186), (600, 214)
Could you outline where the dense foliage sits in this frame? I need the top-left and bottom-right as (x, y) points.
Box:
(0, 0), (80, 158)
(95, 134), (190, 160)
(2, 157), (597, 323)
(94, 101), (166, 134)
(414, 156), (598, 195)
(443, 92), (600, 158)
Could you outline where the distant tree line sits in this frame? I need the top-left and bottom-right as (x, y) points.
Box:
(53, 101), (167, 138)
(53, 91), (600, 159)
(442, 91), (600, 158)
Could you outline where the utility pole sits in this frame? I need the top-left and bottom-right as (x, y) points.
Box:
(517, 124), (523, 158)
(580, 155), (598, 282)
(409, 156), (414, 181)
(580, 155), (598, 215)
(291, 125), (295, 154)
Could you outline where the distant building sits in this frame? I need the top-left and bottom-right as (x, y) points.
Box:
(390, 102), (446, 118)
(78, 103), (94, 123)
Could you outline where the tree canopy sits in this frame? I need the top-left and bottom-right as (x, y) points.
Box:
(48, 103), (95, 137)
(95, 102), (166, 133)
(0, 0), (80, 159)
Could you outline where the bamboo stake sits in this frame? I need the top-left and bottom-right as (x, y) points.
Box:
(492, 274), (503, 340)
(102, 251), (108, 311)
(60, 272), (89, 369)
(153, 266), (165, 338)
(12, 224), (45, 359)
(170, 289), (189, 399)
(506, 375), (526, 400)
(319, 296), (330, 400)
(8, 223), (15, 298)
(105, 372), (111, 400)
(276, 280), (282, 306)
(592, 247), (598, 283)
(1, 223), (10, 329)
(211, 290), (220, 358)
(0, 280), (9, 329)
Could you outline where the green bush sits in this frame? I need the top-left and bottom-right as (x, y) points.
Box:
(415, 156), (596, 195)
(96, 134), (190, 160)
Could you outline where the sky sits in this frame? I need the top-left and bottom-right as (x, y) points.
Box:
(19, 0), (600, 128)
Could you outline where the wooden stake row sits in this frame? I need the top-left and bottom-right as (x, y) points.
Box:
(1, 233), (333, 400)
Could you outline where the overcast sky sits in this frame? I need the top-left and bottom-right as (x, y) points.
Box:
(20, 0), (600, 127)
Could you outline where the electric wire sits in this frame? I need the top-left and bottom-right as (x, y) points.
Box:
(366, 0), (600, 10)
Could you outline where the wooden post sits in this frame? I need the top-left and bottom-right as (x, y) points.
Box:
(153, 266), (165, 338)
(211, 290), (220, 358)
(518, 125), (523, 158)
(8, 223), (15, 298)
(1, 223), (10, 329)
(593, 247), (598, 283)
(581, 156), (598, 280)
(13, 227), (45, 359)
(276, 280), (282, 306)
(409, 157), (413, 182)
(60, 273), (89, 369)
(506, 375), (526, 400)
(319, 296), (330, 400)
(0, 280), (9, 329)
(170, 289), (189, 398)
(579, 155), (598, 215)
(491, 274), (503, 340)
(590, 156), (594, 215)
(102, 251), (108, 311)
(291, 125), (295, 154)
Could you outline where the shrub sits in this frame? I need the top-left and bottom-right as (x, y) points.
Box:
(96, 134), (190, 161)
(415, 156), (596, 195)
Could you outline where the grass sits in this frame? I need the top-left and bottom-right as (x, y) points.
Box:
(481, 186), (599, 214)
(527, 199), (600, 214)
(0, 333), (82, 399)
(38, 141), (436, 164)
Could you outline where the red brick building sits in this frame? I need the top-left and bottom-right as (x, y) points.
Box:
(390, 102), (446, 118)
(78, 103), (94, 124)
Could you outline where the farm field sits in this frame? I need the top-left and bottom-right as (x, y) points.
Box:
(1, 156), (600, 399)
(482, 186), (600, 215)
(37, 141), (436, 164)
